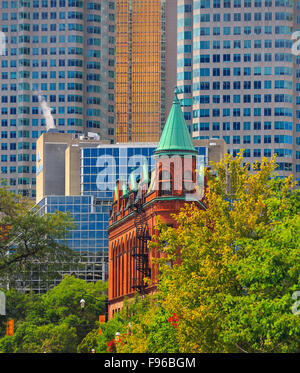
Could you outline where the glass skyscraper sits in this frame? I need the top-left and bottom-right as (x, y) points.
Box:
(177, 0), (300, 182)
(115, 0), (177, 143)
(0, 0), (115, 199)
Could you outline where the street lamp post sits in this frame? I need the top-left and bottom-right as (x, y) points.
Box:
(105, 297), (109, 322)
(79, 295), (109, 321)
(80, 298), (85, 311)
(127, 322), (132, 335)
(0, 291), (6, 336)
(0, 291), (5, 317)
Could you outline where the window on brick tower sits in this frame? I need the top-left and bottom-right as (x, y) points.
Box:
(159, 171), (172, 196)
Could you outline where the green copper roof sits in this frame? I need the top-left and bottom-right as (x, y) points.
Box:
(129, 172), (138, 191)
(122, 183), (128, 197)
(155, 87), (196, 155)
(114, 184), (118, 201)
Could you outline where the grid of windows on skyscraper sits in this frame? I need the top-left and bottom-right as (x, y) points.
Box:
(0, 0), (116, 198)
(177, 0), (300, 182)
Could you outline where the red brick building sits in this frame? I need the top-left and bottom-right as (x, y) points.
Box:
(107, 90), (207, 319)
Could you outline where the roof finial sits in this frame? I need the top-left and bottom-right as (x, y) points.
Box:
(173, 86), (180, 103)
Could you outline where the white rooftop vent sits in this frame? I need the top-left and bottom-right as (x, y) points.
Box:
(87, 132), (100, 140)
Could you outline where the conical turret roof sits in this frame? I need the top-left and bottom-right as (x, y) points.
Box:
(155, 87), (196, 155)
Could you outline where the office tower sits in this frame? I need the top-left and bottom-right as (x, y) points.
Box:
(0, 0), (115, 199)
(177, 0), (193, 134)
(177, 0), (300, 182)
(115, 0), (177, 143)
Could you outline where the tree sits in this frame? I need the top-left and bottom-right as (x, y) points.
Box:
(77, 329), (100, 353)
(0, 186), (76, 287)
(0, 184), (31, 220)
(95, 294), (144, 353)
(3, 321), (78, 353)
(94, 294), (180, 353)
(115, 300), (180, 353)
(0, 276), (108, 353)
(42, 275), (107, 345)
(150, 153), (300, 352)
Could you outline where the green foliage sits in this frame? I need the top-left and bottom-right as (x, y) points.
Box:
(9, 322), (77, 353)
(149, 153), (300, 352)
(220, 211), (300, 352)
(0, 276), (108, 353)
(95, 295), (142, 353)
(0, 185), (32, 219)
(0, 336), (15, 353)
(0, 186), (77, 287)
(77, 329), (99, 353)
(95, 294), (180, 353)
(124, 301), (180, 353)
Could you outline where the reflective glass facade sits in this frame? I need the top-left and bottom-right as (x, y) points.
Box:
(0, 0), (115, 198)
(177, 0), (300, 182)
(37, 195), (110, 285)
(81, 145), (157, 198)
(115, 0), (176, 142)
